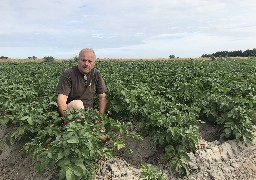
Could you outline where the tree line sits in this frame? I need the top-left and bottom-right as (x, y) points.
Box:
(201, 48), (256, 58)
(0, 56), (55, 62)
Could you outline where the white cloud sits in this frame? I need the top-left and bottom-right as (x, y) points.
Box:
(91, 33), (104, 39)
(0, 0), (256, 58)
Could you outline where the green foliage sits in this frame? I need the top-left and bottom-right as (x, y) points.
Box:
(0, 59), (255, 178)
(0, 62), (141, 179)
(23, 109), (136, 179)
(140, 163), (166, 180)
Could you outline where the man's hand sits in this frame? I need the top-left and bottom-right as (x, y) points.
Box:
(99, 126), (107, 141)
(95, 119), (108, 141)
(95, 119), (104, 124)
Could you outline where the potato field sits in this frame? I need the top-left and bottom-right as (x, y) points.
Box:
(0, 59), (256, 180)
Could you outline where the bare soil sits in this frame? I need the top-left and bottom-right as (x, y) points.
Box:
(1, 124), (256, 180)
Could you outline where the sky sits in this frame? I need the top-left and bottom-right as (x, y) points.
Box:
(0, 0), (256, 59)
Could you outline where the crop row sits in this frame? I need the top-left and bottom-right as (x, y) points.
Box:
(0, 59), (256, 179)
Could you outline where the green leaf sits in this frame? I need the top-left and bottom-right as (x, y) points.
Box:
(73, 167), (82, 177)
(20, 116), (29, 121)
(158, 136), (165, 145)
(75, 161), (86, 171)
(46, 151), (52, 158)
(0, 118), (9, 125)
(57, 152), (64, 160)
(224, 128), (231, 135)
(57, 159), (70, 167)
(114, 142), (125, 150)
(49, 101), (58, 106)
(66, 167), (73, 180)
(67, 136), (79, 144)
(235, 132), (242, 139)
(27, 117), (33, 125)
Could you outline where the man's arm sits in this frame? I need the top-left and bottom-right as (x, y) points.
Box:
(98, 93), (107, 141)
(57, 94), (68, 117)
(98, 93), (107, 114)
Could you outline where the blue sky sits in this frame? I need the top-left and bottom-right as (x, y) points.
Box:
(1, 0), (256, 59)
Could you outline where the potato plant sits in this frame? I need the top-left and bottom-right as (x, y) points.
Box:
(0, 58), (255, 178)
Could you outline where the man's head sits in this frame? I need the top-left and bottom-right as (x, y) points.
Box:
(77, 48), (96, 74)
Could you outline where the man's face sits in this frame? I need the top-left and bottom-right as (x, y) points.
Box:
(78, 51), (95, 74)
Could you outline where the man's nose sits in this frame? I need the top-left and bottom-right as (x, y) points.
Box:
(85, 60), (89, 65)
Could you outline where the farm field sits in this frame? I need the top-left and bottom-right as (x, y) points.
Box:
(0, 59), (256, 179)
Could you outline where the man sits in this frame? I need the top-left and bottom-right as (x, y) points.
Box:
(56, 48), (107, 118)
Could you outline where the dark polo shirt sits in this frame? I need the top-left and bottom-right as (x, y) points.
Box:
(56, 66), (107, 108)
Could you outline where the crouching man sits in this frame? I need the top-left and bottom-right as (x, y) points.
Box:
(56, 48), (107, 139)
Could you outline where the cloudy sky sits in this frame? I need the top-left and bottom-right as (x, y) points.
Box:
(1, 0), (256, 59)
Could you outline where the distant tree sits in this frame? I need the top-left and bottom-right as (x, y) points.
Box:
(43, 56), (54, 62)
(28, 56), (37, 59)
(0, 56), (8, 59)
(169, 55), (175, 59)
(230, 50), (243, 57)
(201, 54), (212, 58)
(244, 48), (256, 57)
(201, 48), (256, 58)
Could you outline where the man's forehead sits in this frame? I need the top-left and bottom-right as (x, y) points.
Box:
(80, 52), (95, 59)
(80, 51), (94, 56)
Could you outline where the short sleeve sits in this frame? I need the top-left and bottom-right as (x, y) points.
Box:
(56, 70), (72, 96)
(95, 70), (107, 94)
